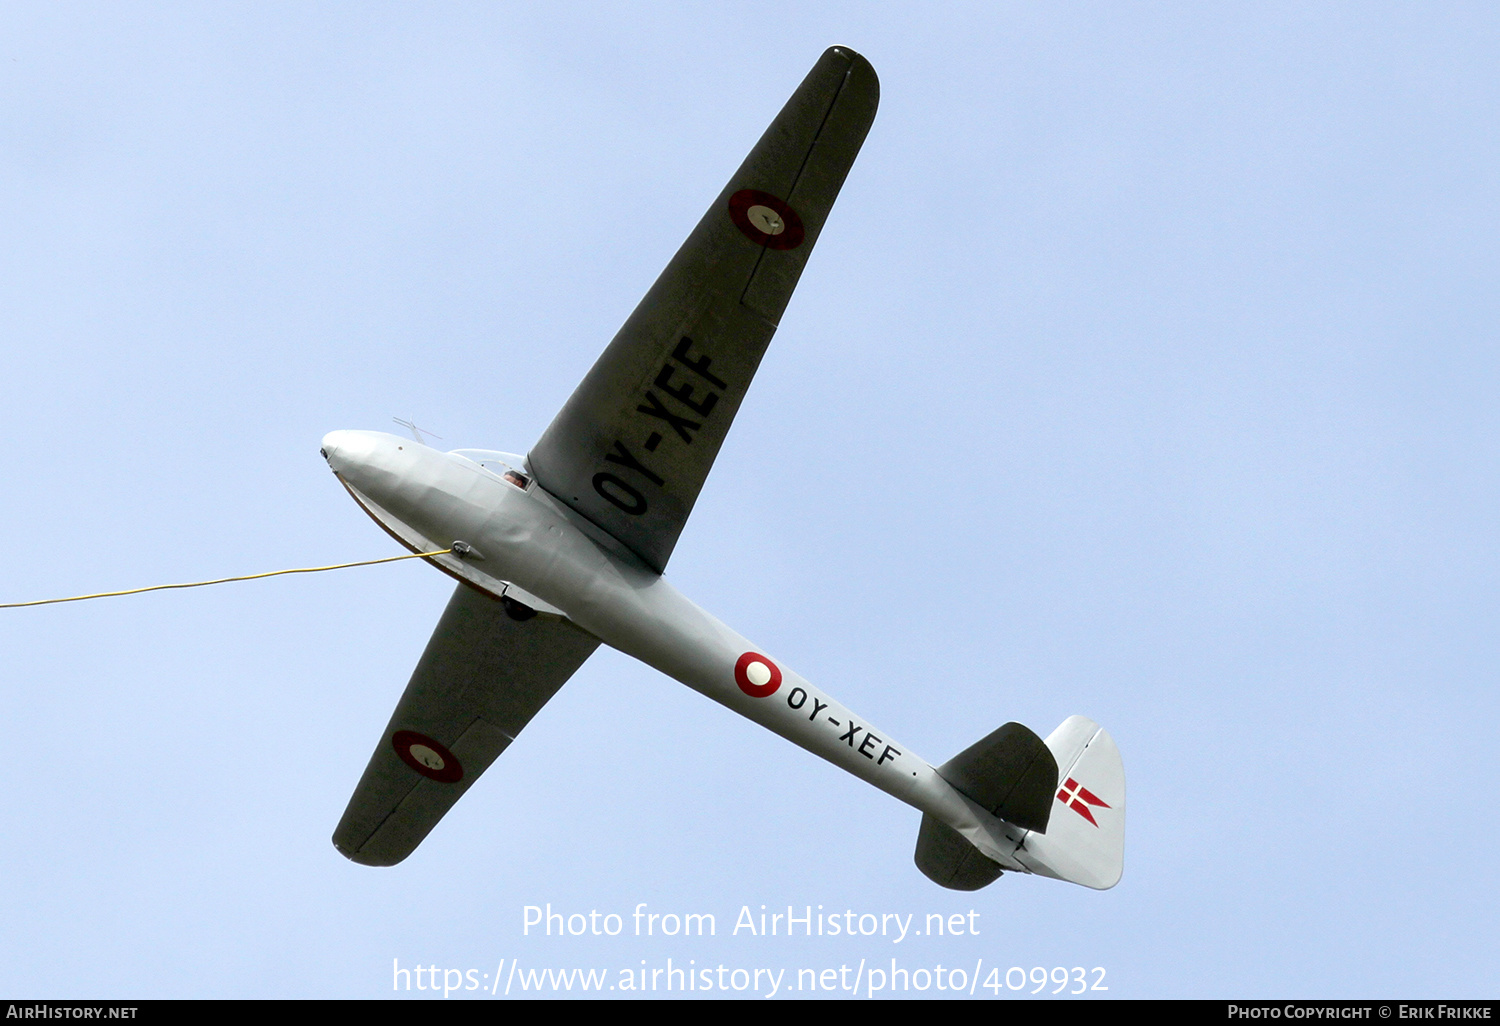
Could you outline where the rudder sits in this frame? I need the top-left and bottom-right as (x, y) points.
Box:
(1014, 716), (1126, 890)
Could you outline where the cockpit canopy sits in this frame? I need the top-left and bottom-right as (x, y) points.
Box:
(449, 449), (531, 489)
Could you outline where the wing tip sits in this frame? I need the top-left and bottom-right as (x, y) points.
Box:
(825, 45), (879, 102)
(333, 835), (408, 868)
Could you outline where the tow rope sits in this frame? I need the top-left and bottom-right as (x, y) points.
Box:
(0, 548), (453, 610)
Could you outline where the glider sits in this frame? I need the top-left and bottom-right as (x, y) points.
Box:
(322, 46), (1124, 890)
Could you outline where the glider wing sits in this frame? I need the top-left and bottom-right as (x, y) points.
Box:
(332, 582), (599, 866)
(527, 46), (878, 572)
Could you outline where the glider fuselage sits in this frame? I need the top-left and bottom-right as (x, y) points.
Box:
(321, 428), (1026, 869)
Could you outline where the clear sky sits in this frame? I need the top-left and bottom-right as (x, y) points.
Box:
(1, 2), (1496, 1000)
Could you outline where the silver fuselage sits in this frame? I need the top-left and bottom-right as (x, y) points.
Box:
(321, 429), (1024, 868)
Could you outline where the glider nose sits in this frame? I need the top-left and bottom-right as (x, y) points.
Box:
(320, 431), (343, 466)
(320, 430), (398, 488)
(320, 430), (370, 473)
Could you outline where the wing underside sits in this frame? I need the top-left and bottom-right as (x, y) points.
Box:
(527, 46), (879, 572)
(333, 582), (599, 866)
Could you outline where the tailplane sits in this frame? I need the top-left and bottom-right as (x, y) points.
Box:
(914, 721), (1057, 889)
(913, 716), (1125, 891)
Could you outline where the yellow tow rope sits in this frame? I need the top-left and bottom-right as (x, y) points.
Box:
(0, 548), (453, 610)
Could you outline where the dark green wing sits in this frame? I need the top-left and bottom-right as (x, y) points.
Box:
(333, 583), (599, 866)
(527, 47), (878, 572)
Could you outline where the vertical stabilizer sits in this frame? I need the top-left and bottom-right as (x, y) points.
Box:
(1013, 716), (1125, 890)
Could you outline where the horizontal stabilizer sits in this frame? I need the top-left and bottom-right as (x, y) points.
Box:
(914, 814), (1005, 890)
(915, 721), (1059, 890)
(936, 721), (1058, 833)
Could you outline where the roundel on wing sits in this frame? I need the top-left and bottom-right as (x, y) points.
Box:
(728, 189), (805, 250)
(734, 651), (783, 698)
(393, 729), (463, 783)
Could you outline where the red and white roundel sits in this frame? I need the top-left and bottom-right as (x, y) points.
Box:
(728, 189), (805, 250)
(734, 651), (783, 698)
(392, 730), (463, 784)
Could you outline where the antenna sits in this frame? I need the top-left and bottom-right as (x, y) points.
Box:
(392, 417), (442, 446)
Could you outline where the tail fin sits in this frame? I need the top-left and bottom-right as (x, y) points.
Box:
(1014, 716), (1126, 890)
(914, 722), (1058, 890)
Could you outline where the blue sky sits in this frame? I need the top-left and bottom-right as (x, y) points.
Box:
(1, 3), (1496, 999)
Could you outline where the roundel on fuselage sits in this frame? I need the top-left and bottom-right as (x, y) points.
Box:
(735, 651), (783, 698)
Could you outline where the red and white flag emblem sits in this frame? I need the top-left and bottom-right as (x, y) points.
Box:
(1056, 777), (1111, 826)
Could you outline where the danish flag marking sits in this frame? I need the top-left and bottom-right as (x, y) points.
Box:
(1056, 776), (1110, 827)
